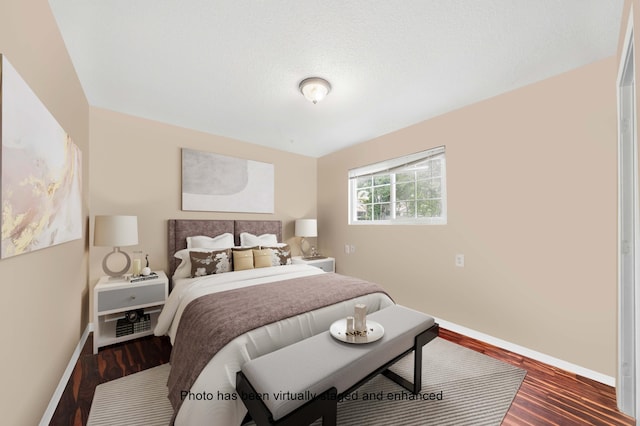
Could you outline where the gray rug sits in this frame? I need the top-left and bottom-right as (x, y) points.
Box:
(87, 363), (172, 426)
(88, 337), (525, 426)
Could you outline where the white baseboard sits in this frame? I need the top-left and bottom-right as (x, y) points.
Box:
(435, 317), (616, 387)
(39, 323), (94, 426)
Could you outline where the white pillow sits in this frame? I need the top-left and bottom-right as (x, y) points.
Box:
(240, 232), (278, 247)
(187, 233), (234, 249)
(173, 248), (215, 279)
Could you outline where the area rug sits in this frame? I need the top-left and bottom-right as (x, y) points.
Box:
(87, 337), (525, 426)
(87, 363), (172, 426)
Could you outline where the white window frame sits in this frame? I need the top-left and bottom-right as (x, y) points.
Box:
(348, 146), (447, 225)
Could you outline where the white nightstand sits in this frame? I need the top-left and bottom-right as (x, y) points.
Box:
(292, 256), (335, 273)
(93, 271), (168, 354)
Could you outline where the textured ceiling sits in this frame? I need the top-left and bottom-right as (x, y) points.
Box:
(49, 1), (623, 158)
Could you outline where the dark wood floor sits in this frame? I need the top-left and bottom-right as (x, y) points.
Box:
(439, 329), (635, 426)
(49, 330), (635, 426)
(50, 334), (172, 425)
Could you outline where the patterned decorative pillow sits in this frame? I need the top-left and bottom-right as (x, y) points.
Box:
(233, 248), (255, 271)
(189, 249), (232, 277)
(262, 244), (291, 266)
(253, 249), (273, 268)
(174, 248), (209, 279)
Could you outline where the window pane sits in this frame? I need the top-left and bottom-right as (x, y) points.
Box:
(373, 185), (390, 203)
(416, 168), (431, 180)
(416, 159), (442, 180)
(429, 180), (442, 199)
(417, 199), (442, 217)
(357, 176), (372, 189)
(431, 159), (442, 176)
(357, 188), (371, 203)
(396, 200), (415, 217)
(373, 174), (391, 185)
(374, 203), (391, 220)
(395, 171), (415, 183)
(412, 163), (430, 178)
(417, 180), (441, 199)
(396, 182), (415, 200)
(357, 204), (372, 221)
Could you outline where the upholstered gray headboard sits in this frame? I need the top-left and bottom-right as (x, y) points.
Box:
(167, 219), (282, 280)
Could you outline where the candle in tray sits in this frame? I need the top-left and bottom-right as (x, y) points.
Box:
(354, 304), (367, 332)
(132, 259), (142, 276)
(346, 316), (355, 334)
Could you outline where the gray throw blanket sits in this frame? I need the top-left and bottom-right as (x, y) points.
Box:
(167, 272), (391, 416)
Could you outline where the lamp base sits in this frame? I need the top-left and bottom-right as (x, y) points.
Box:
(102, 247), (131, 278)
(300, 237), (311, 257)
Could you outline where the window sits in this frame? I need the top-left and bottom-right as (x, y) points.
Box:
(348, 146), (446, 224)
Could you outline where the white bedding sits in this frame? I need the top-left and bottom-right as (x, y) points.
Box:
(154, 264), (394, 426)
(156, 264), (325, 344)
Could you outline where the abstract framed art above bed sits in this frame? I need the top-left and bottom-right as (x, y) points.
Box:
(181, 149), (274, 214)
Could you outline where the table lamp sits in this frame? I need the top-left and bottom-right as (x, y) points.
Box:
(295, 219), (317, 258)
(94, 215), (139, 278)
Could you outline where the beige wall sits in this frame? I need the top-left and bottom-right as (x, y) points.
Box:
(318, 57), (617, 376)
(0, 1), (90, 425)
(89, 108), (317, 294)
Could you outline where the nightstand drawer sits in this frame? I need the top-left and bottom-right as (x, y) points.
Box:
(313, 259), (334, 273)
(98, 282), (165, 312)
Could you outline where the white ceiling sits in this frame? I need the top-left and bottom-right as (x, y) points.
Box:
(49, 1), (623, 158)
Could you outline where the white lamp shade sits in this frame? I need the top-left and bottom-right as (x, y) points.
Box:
(295, 219), (317, 237)
(94, 215), (139, 247)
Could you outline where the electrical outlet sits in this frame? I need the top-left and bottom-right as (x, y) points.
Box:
(349, 245), (356, 253)
(455, 254), (465, 267)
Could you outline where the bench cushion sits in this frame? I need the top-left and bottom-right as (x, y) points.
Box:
(240, 305), (435, 421)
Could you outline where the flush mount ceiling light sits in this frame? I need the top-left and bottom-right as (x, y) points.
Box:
(299, 77), (331, 104)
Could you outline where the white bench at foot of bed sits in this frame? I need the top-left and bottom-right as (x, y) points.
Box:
(236, 305), (439, 426)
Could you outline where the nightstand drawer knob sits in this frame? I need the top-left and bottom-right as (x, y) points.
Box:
(130, 295), (136, 300)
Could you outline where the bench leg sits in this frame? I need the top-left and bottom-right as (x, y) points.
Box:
(382, 323), (439, 394)
(237, 370), (338, 426)
(322, 399), (337, 426)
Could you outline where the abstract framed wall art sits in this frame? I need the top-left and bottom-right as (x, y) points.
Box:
(0, 54), (82, 259)
(182, 148), (274, 213)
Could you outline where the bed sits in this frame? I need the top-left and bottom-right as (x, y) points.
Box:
(156, 219), (395, 425)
